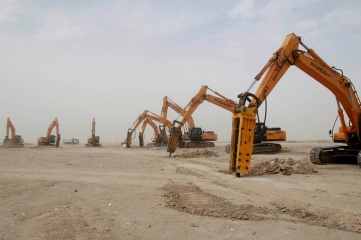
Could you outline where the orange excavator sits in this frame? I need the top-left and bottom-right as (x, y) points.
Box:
(230, 33), (361, 177)
(3, 118), (24, 147)
(161, 96), (195, 141)
(167, 85), (286, 156)
(125, 110), (171, 148)
(167, 86), (228, 154)
(138, 118), (161, 147)
(86, 118), (102, 147)
(37, 118), (60, 147)
(125, 97), (197, 148)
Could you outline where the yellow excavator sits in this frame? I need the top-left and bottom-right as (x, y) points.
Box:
(37, 118), (60, 147)
(167, 85), (286, 155)
(3, 118), (24, 147)
(86, 118), (102, 147)
(230, 33), (361, 177)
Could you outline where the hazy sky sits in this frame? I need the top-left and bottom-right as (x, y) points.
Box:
(1, 0), (361, 143)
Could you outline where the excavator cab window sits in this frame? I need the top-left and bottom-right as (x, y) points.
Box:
(254, 123), (267, 143)
(15, 135), (22, 144)
(50, 135), (56, 144)
(189, 127), (203, 141)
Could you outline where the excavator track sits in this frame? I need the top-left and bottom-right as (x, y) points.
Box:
(252, 143), (282, 154)
(182, 141), (215, 148)
(310, 147), (322, 164)
(225, 143), (281, 154)
(357, 152), (361, 168)
(310, 146), (361, 165)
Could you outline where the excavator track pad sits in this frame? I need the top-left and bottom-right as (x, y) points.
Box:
(182, 141), (215, 148)
(225, 143), (282, 154)
(252, 143), (282, 154)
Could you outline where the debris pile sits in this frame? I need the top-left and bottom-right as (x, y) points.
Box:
(174, 149), (219, 158)
(249, 158), (318, 176)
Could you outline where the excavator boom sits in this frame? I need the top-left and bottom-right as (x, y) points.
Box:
(138, 118), (162, 147)
(161, 96), (195, 139)
(125, 110), (171, 148)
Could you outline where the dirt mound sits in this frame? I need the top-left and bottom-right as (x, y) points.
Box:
(162, 182), (361, 233)
(174, 149), (219, 158)
(249, 158), (318, 176)
(163, 182), (266, 221)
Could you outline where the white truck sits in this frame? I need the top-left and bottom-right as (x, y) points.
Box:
(62, 138), (79, 144)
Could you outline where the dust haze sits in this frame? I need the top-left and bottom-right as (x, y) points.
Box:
(1, 1), (360, 143)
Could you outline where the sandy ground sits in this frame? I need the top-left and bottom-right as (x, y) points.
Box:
(1, 141), (361, 240)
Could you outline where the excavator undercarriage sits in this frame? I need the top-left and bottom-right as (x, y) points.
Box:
(225, 142), (281, 155)
(178, 141), (215, 148)
(310, 145), (361, 166)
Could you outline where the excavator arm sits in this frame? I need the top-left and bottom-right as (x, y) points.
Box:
(126, 110), (172, 148)
(139, 118), (160, 146)
(167, 85), (237, 154)
(230, 33), (361, 176)
(5, 118), (16, 141)
(91, 118), (96, 138)
(161, 96), (195, 137)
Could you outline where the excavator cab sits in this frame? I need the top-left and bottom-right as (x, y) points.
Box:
(50, 135), (56, 144)
(254, 123), (267, 143)
(3, 135), (24, 147)
(189, 127), (203, 141)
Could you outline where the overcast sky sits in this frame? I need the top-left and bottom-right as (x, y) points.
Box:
(1, 0), (361, 143)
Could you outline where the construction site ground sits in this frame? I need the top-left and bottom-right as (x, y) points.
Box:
(1, 141), (361, 240)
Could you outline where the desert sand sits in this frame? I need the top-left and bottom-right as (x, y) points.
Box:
(1, 141), (361, 240)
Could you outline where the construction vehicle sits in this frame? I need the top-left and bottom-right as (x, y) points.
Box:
(230, 32), (361, 177)
(3, 118), (24, 147)
(62, 138), (79, 144)
(124, 96), (197, 148)
(86, 118), (102, 147)
(125, 110), (172, 148)
(167, 86), (229, 154)
(37, 118), (60, 147)
(225, 122), (286, 154)
(167, 85), (286, 155)
(138, 118), (163, 147)
(161, 96), (195, 141)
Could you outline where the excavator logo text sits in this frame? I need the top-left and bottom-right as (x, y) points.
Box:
(310, 62), (331, 78)
(213, 98), (233, 109)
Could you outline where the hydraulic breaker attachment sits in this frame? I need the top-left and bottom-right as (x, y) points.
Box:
(229, 106), (257, 177)
(160, 126), (169, 144)
(167, 127), (181, 155)
(55, 134), (61, 148)
(126, 130), (132, 148)
(139, 132), (144, 147)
